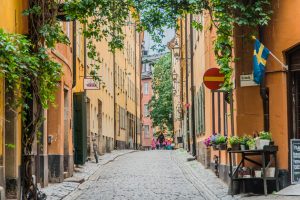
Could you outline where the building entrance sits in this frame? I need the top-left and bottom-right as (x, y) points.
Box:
(287, 45), (300, 183)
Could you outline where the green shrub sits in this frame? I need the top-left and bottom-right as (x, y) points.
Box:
(259, 131), (271, 140)
(229, 136), (240, 145)
(215, 135), (227, 144)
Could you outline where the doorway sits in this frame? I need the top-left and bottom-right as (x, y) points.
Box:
(63, 89), (70, 177)
(287, 45), (300, 183)
(97, 100), (102, 154)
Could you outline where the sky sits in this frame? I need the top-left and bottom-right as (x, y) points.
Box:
(143, 28), (175, 55)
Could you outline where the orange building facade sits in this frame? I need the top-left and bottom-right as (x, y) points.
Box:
(174, 1), (300, 187)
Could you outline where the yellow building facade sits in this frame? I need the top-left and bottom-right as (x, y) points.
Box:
(0, 0), (28, 198)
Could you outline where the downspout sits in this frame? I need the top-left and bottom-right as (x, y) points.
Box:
(134, 25), (138, 150)
(72, 20), (77, 88)
(112, 0), (117, 149)
(259, 27), (270, 132)
(180, 19), (184, 148)
(190, 14), (196, 157)
(113, 51), (117, 148)
(185, 15), (191, 152)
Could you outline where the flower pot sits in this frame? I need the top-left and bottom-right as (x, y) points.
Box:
(249, 145), (256, 150)
(212, 144), (218, 150)
(266, 167), (275, 177)
(231, 144), (240, 151)
(204, 147), (211, 169)
(218, 143), (227, 150)
(240, 144), (246, 151)
(255, 170), (262, 178)
(256, 138), (270, 149)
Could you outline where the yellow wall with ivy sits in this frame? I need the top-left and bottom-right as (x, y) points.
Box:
(0, 0), (28, 173)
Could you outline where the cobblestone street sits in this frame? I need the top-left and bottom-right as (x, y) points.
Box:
(43, 149), (300, 200)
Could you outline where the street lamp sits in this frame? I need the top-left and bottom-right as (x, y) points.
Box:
(172, 69), (178, 81)
(173, 38), (180, 59)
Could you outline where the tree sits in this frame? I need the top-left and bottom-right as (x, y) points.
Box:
(149, 53), (173, 131)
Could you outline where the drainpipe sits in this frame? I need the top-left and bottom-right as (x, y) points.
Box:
(134, 25), (138, 150)
(259, 28), (270, 132)
(180, 19), (184, 148)
(185, 15), (191, 152)
(72, 20), (77, 88)
(190, 14), (197, 157)
(113, 51), (117, 149)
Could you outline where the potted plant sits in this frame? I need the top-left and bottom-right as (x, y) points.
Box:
(229, 136), (240, 151)
(203, 137), (211, 148)
(246, 138), (256, 150)
(203, 136), (212, 168)
(216, 135), (227, 150)
(240, 135), (251, 150)
(210, 134), (218, 150)
(256, 131), (271, 149)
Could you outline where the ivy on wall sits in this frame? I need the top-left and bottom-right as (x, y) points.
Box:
(0, 0), (273, 198)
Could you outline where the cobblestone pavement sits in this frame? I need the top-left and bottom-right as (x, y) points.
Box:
(64, 150), (205, 200)
(42, 150), (135, 200)
(172, 149), (299, 200)
(47, 149), (299, 200)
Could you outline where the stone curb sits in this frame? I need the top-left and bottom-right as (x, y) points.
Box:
(171, 149), (240, 200)
(43, 150), (136, 200)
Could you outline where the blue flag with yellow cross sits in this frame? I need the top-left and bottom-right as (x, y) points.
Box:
(253, 39), (270, 84)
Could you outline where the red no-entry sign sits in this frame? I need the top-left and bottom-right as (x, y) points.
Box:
(203, 68), (225, 90)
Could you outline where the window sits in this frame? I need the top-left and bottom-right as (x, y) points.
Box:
(142, 64), (146, 72)
(196, 85), (205, 134)
(144, 104), (149, 116)
(144, 125), (150, 138)
(146, 63), (150, 72)
(119, 107), (126, 129)
(144, 82), (149, 95)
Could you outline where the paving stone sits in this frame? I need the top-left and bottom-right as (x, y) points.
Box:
(45, 149), (299, 200)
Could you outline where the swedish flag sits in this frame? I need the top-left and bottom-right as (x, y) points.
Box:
(253, 39), (270, 84)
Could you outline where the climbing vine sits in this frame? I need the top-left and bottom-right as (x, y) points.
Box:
(0, 0), (273, 198)
(135, 0), (273, 90)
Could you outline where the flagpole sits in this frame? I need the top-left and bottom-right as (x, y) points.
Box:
(252, 36), (288, 70)
(269, 51), (288, 70)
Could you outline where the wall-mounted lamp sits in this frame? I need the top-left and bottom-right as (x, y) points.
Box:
(173, 39), (180, 59)
(172, 69), (178, 81)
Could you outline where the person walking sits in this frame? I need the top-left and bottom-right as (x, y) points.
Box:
(151, 138), (156, 150)
(157, 132), (165, 149)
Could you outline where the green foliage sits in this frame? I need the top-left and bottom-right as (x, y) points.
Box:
(229, 136), (240, 145)
(259, 131), (272, 140)
(246, 138), (256, 149)
(135, 0), (273, 90)
(215, 135), (226, 144)
(0, 29), (61, 111)
(240, 135), (252, 145)
(149, 53), (173, 131)
(5, 144), (16, 149)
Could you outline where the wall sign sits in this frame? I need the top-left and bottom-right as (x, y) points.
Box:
(291, 139), (300, 184)
(203, 68), (225, 90)
(84, 78), (100, 90)
(240, 74), (259, 87)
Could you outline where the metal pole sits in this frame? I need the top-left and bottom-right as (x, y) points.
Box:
(134, 24), (138, 150)
(185, 15), (190, 152)
(190, 14), (196, 157)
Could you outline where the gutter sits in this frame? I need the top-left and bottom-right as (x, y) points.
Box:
(72, 20), (77, 88)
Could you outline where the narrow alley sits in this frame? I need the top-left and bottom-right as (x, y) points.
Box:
(43, 150), (298, 200)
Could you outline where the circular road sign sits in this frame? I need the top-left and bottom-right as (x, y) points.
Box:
(203, 68), (225, 90)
